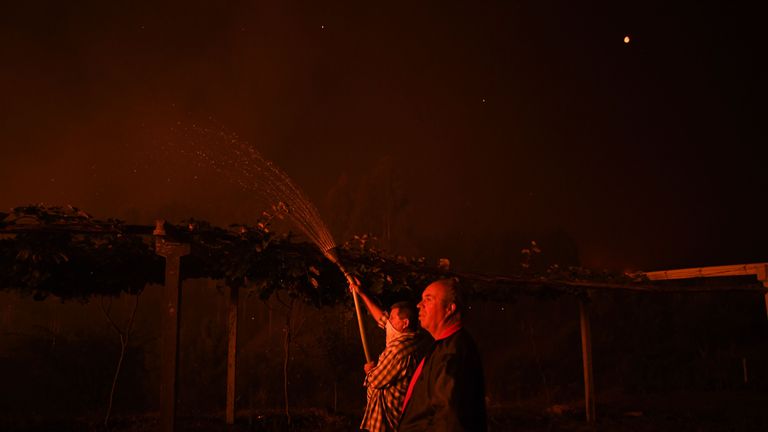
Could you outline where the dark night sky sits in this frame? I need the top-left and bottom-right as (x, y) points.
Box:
(1, 1), (765, 273)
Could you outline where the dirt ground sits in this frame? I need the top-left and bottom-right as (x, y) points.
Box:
(489, 389), (768, 432)
(4, 390), (767, 432)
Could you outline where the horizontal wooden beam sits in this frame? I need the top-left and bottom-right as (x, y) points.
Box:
(644, 263), (768, 281)
(455, 272), (767, 294)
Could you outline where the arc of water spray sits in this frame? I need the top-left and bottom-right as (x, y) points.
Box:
(274, 201), (372, 363)
(178, 126), (372, 362)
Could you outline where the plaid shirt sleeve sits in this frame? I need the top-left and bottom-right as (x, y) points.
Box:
(365, 342), (407, 390)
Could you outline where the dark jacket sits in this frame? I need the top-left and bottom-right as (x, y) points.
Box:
(398, 327), (487, 432)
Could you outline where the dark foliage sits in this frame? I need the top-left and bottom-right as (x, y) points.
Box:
(1, 205), (657, 306)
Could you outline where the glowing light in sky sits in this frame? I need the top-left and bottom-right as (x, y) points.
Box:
(624, 35), (630, 43)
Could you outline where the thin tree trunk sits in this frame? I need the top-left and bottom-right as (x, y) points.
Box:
(106, 334), (127, 425)
(526, 320), (552, 406)
(101, 294), (140, 428)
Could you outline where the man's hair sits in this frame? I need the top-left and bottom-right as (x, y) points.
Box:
(391, 301), (419, 331)
(435, 277), (467, 315)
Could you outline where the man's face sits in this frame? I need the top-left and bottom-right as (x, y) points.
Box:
(389, 307), (408, 332)
(418, 282), (450, 336)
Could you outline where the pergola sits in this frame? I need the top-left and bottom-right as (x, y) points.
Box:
(451, 263), (768, 423)
(3, 213), (767, 430)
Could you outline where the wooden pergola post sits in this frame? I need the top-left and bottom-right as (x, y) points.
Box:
(756, 265), (768, 320)
(764, 285), (768, 321)
(579, 296), (596, 423)
(226, 284), (239, 425)
(155, 222), (190, 432)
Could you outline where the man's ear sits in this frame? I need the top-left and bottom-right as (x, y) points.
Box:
(402, 318), (410, 330)
(446, 303), (457, 317)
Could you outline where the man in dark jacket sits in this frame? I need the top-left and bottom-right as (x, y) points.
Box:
(398, 278), (487, 432)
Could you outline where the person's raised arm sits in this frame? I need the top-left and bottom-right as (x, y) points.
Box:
(348, 277), (385, 324)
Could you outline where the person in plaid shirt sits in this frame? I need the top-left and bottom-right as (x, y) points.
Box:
(350, 280), (432, 432)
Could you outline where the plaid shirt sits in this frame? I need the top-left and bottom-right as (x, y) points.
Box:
(361, 316), (430, 432)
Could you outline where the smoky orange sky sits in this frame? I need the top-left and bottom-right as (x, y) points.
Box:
(1, 1), (765, 273)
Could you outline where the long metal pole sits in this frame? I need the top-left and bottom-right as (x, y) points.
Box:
(350, 287), (372, 362)
(324, 249), (371, 362)
(340, 266), (372, 362)
(579, 298), (596, 423)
